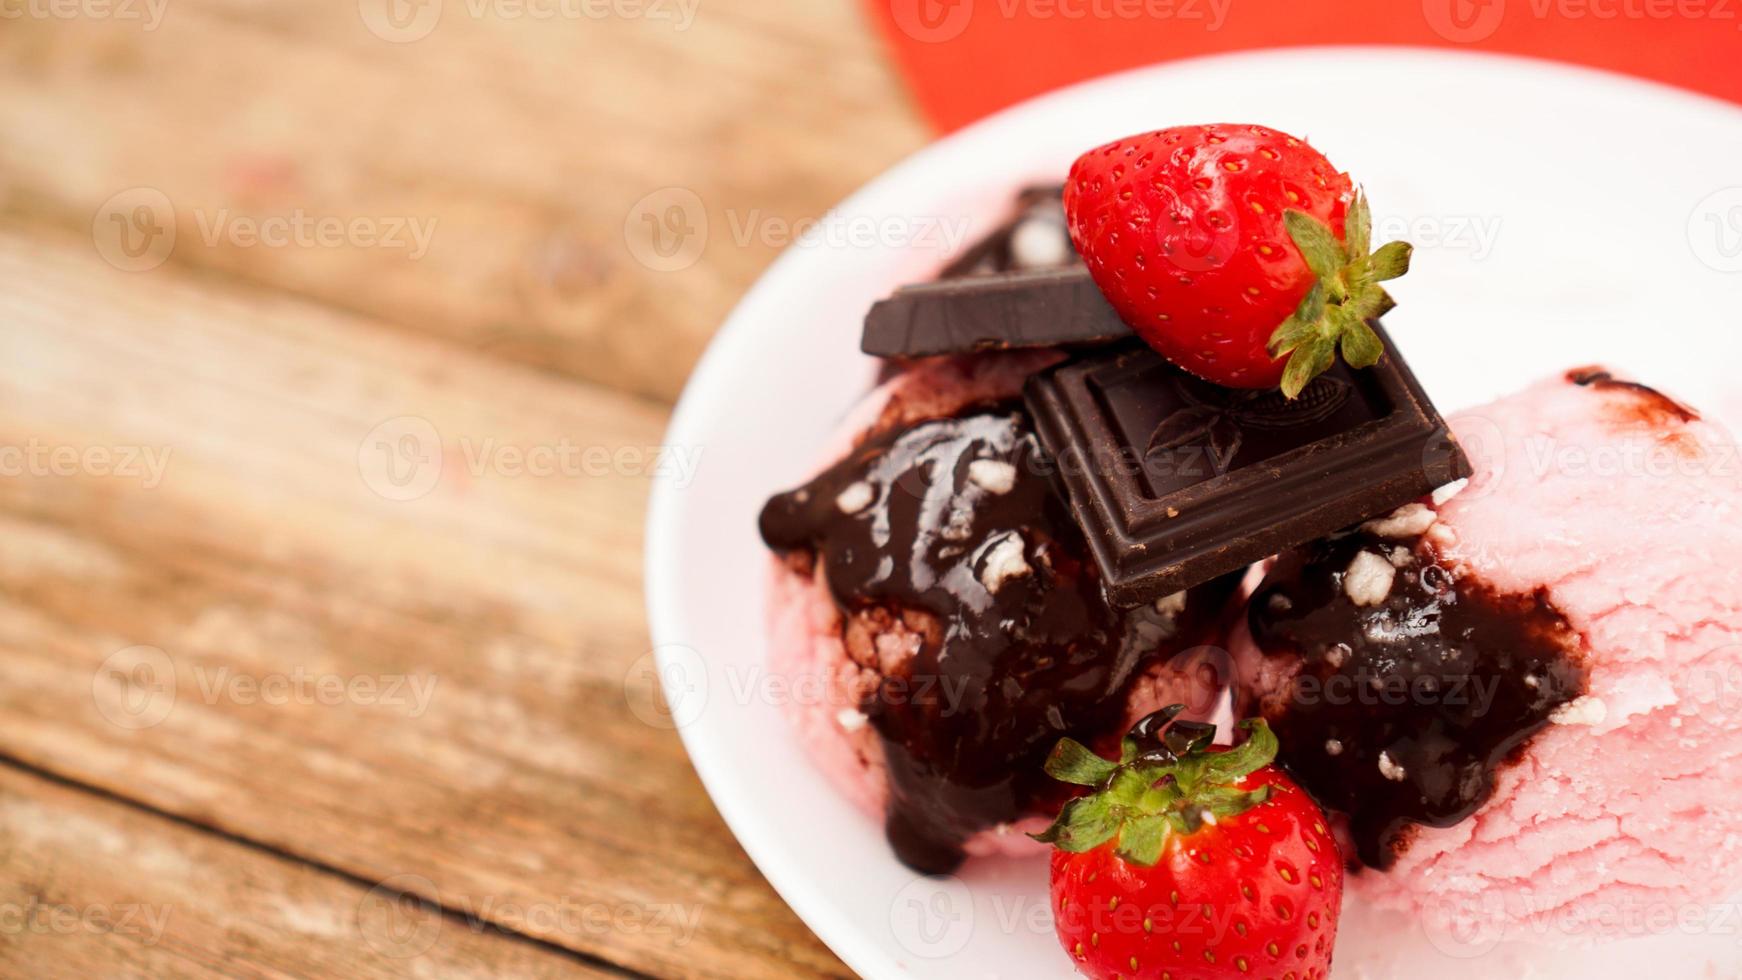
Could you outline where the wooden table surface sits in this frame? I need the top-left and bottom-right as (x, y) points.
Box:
(0, 3), (928, 976)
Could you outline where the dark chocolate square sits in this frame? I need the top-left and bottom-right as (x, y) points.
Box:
(1023, 329), (1472, 607)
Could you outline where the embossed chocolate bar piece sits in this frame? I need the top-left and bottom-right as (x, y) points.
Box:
(1023, 332), (1471, 607)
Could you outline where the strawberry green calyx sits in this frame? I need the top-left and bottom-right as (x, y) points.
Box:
(1031, 705), (1280, 867)
(1268, 191), (1414, 399)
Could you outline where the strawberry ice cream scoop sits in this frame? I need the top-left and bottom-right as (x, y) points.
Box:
(1232, 368), (1742, 944)
(760, 353), (1240, 874)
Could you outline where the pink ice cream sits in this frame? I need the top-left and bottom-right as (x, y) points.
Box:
(1234, 367), (1742, 946)
(763, 353), (1236, 868)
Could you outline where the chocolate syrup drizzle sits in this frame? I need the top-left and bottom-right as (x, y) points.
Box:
(1247, 530), (1587, 869)
(1568, 367), (1699, 425)
(761, 406), (1233, 873)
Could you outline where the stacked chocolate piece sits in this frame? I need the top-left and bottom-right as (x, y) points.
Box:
(864, 192), (1471, 610)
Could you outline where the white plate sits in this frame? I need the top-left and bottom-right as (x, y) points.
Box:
(646, 48), (1742, 979)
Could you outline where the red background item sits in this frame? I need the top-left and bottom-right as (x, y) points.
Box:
(865, 0), (1742, 130)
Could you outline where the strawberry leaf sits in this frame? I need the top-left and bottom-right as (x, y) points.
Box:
(1266, 193), (1413, 398)
(1032, 793), (1121, 852)
(1043, 738), (1120, 787)
(1370, 289), (1397, 320)
(1339, 320), (1385, 370)
(1113, 814), (1170, 867)
(1281, 336), (1336, 400)
(1285, 210), (1346, 281)
(1268, 283), (1326, 357)
(1371, 240), (1413, 282)
(1196, 784), (1274, 820)
(1345, 190), (1373, 258)
(1034, 708), (1294, 868)
(1199, 719), (1279, 785)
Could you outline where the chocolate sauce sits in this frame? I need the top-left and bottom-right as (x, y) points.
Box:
(1568, 367), (1699, 425)
(761, 407), (1234, 873)
(1247, 530), (1587, 869)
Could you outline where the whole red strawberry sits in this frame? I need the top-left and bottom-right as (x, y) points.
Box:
(1035, 706), (1344, 980)
(1064, 123), (1412, 396)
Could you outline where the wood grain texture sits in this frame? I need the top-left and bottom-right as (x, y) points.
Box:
(0, 762), (617, 979)
(0, 0), (928, 403)
(0, 226), (849, 979)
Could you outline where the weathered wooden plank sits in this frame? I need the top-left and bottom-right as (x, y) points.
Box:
(0, 226), (847, 979)
(0, 0), (927, 402)
(0, 762), (619, 979)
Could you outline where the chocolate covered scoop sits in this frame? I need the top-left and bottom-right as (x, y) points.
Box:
(760, 405), (1237, 874)
(1246, 526), (1587, 869)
